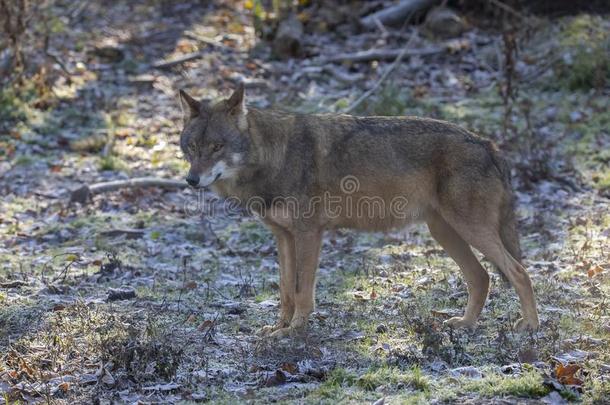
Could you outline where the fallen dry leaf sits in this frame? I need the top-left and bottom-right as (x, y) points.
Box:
(197, 319), (214, 331)
(265, 370), (287, 387)
(587, 264), (604, 278)
(555, 364), (583, 386)
(280, 362), (298, 375)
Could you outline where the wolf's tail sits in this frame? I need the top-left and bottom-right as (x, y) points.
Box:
(490, 150), (522, 264)
(499, 196), (522, 263)
(485, 146), (522, 286)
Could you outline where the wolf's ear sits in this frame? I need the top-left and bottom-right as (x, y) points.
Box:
(226, 82), (246, 115)
(179, 89), (201, 120)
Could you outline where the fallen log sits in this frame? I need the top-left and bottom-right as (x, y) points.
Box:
(360, 0), (436, 30)
(70, 177), (187, 204)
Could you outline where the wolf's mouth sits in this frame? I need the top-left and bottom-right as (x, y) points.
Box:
(197, 172), (221, 188)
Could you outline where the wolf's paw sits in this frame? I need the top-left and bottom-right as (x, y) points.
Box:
(257, 325), (276, 336)
(513, 317), (539, 333)
(257, 321), (289, 336)
(443, 316), (476, 329)
(268, 326), (294, 339)
(266, 317), (308, 339)
(267, 325), (306, 339)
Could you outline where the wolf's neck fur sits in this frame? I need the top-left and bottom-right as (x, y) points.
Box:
(246, 108), (292, 176)
(212, 108), (298, 203)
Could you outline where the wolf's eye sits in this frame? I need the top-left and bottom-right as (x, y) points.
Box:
(211, 143), (223, 153)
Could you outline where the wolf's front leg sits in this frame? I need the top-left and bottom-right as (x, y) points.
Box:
(259, 227), (296, 336)
(269, 230), (323, 338)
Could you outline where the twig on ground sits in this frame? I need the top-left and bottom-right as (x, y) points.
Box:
(102, 115), (115, 158)
(51, 253), (80, 282)
(342, 30), (418, 114)
(488, 0), (529, 22)
(519, 53), (562, 83)
(177, 256), (188, 311)
(373, 17), (390, 38)
(45, 50), (73, 76)
(321, 45), (443, 64)
(183, 31), (236, 51)
(0, 280), (28, 288)
(310, 65), (366, 83)
(152, 50), (207, 69)
(152, 33), (241, 69)
(99, 228), (145, 239)
(70, 177), (188, 204)
(68, 0), (89, 20)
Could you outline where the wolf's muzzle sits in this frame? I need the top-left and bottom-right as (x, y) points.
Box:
(186, 173), (200, 187)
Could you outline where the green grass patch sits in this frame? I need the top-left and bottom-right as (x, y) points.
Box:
(0, 83), (36, 128)
(98, 154), (128, 171)
(592, 168), (610, 195)
(461, 369), (550, 398)
(307, 368), (358, 402)
(354, 85), (418, 117)
(238, 220), (272, 245)
(585, 376), (610, 404)
(309, 365), (430, 403)
(554, 15), (610, 90)
(357, 365), (430, 392)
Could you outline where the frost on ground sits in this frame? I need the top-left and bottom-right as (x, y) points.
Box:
(1, 1), (609, 403)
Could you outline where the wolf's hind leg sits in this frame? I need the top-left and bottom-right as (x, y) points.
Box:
(473, 239), (539, 332)
(259, 226), (296, 336)
(442, 215), (539, 332)
(426, 211), (489, 329)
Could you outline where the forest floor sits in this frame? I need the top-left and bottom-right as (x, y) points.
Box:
(1, 1), (609, 403)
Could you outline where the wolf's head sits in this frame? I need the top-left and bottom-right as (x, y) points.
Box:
(178, 84), (249, 188)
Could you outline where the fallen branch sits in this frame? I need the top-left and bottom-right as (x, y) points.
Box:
(152, 33), (242, 69)
(360, 0), (436, 29)
(45, 50), (73, 76)
(322, 45), (443, 64)
(151, 50), (207, 69)
(99, 228), (145, 239)
(0, 280), (27, 288)
(323, 65), (365, 83)
(183, 31), (236, 51)
(70, 177), (187, 204)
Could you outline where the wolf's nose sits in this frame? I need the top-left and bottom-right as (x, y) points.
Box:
(186, 174), (199, 187)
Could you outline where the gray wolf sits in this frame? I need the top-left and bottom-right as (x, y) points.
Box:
(178, 84), (539, 338)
